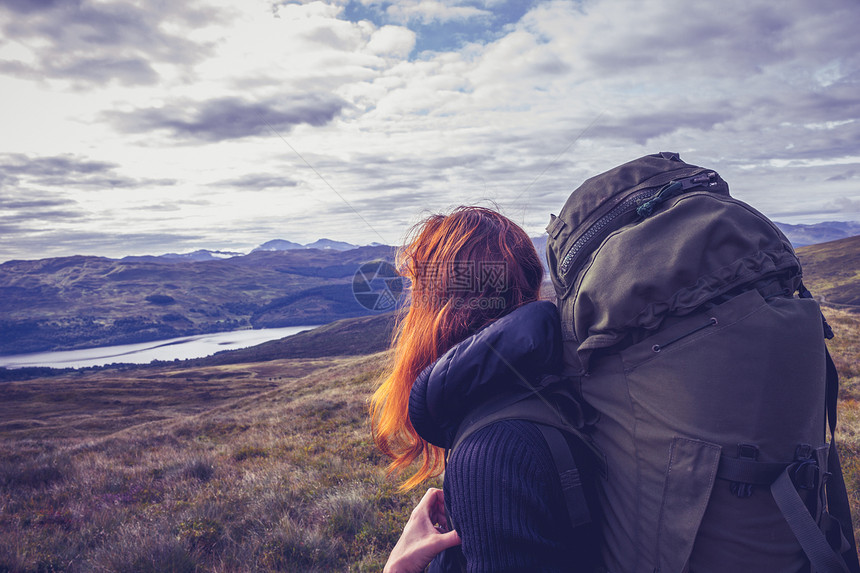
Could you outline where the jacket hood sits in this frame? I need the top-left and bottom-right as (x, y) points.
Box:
(408, 300), (562, 449)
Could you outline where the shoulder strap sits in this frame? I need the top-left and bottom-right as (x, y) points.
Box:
(450, 393), (606, 477)
(449, 393), (604, 531)
(535, 423), (592, 528)
(772, 460), (850, 573)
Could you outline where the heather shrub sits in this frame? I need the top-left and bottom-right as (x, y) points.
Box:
(0, 454), (71, 489)
(182, 458), (215, 482)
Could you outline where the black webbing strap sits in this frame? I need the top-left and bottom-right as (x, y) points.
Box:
(536, 423), (592, 528)
(716, 456), (788, 485)
(449, 394), (599, 530)
(450, 394), (606, 477)
(824, 348), (860, 573)
(771, 465), (850, 573)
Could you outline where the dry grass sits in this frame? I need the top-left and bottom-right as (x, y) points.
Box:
(0, 353), (434, 572)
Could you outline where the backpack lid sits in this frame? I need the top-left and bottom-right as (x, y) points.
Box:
(571, 195), (800, 366)
(547, 152), (728, 296)
(547, 153), (800, 370)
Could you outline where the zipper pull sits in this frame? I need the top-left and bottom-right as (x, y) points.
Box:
(636, 180), (682, 218)
(636, 172), (717, 218)
(680, 171), (717, 190)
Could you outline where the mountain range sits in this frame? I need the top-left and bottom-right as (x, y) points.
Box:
(0, 245), (395, 356)
(120, 238), (375, 263)
(774, 221), (860, 247)
(102, 221), (860, 264)
(0, 222), (857, 357)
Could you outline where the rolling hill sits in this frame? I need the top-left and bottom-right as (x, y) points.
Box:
(797, 234), (860, 308)
(777, 221), (860, 248)
(190, 312), (396, 367)
(0, 246), (395, 355)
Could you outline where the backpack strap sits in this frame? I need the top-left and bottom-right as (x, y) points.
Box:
(771, 463), (850, 573)
(799, 283), (860, 572)
(449, 393), (604, 529)
(535, 423), (592, 528)
(823, 348), (860, 573)
(451, 393), (606, 477)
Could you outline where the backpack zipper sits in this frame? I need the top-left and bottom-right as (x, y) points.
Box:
(558, 172), (718, 278)
(558, 189), (656, 276)
(651, 317), (718, 353)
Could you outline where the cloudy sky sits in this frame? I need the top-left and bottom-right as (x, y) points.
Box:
(0, 0), (858, 262)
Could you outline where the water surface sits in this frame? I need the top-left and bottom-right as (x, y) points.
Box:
(0, 325), (319, 369)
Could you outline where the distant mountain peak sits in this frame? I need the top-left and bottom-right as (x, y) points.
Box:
(251, 239), (305, 253)
(774, 221), (860, 247)
(251, 238), (359, 252)
(304, 238), (357, 251)
(160, 249), (242, 261)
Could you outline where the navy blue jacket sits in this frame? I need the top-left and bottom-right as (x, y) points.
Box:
(409, 301), (601, 572)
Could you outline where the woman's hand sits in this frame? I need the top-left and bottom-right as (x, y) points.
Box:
(384, 487), (462, 573)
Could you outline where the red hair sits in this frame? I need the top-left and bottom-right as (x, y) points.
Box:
(370, 206), (544, 490)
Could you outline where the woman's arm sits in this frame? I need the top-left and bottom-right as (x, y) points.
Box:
(385, 488), (462, 573)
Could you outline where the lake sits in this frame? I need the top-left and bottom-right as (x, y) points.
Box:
(0, 325), (319, 369)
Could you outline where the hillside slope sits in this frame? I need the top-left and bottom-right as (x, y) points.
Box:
(0, 246), (394, 355)
(2, 307), (858, 571)
(191, 312), (396, 366)
(797, 235), (860, 308)
(0, 352), (423, 571)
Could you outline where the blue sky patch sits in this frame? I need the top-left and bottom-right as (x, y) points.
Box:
(342, 0), (538, 57)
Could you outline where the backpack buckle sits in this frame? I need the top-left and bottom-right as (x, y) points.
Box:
(795, 443), (813, 461)
(791, 459), (819, 490)
(730, 443), (759, 498)
(791, 444), (819, 490)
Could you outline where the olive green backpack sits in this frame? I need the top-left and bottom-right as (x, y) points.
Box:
(544, 152), (859, 573)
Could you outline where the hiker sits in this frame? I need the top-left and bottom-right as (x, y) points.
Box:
(372, 206), (601, 573)
(378, 153), (860, 573)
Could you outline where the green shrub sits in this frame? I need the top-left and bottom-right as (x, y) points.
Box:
(177, 517), (223, 551)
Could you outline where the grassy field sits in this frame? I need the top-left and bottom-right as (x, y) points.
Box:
(1, 306), (858, 571)
(0, 353), (439, 572)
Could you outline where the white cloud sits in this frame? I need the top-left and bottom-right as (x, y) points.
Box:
(366, 25), (417, 58)
(0, 0), (859, 261)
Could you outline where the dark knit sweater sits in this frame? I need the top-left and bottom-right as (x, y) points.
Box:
(408, 302), (601, 573)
